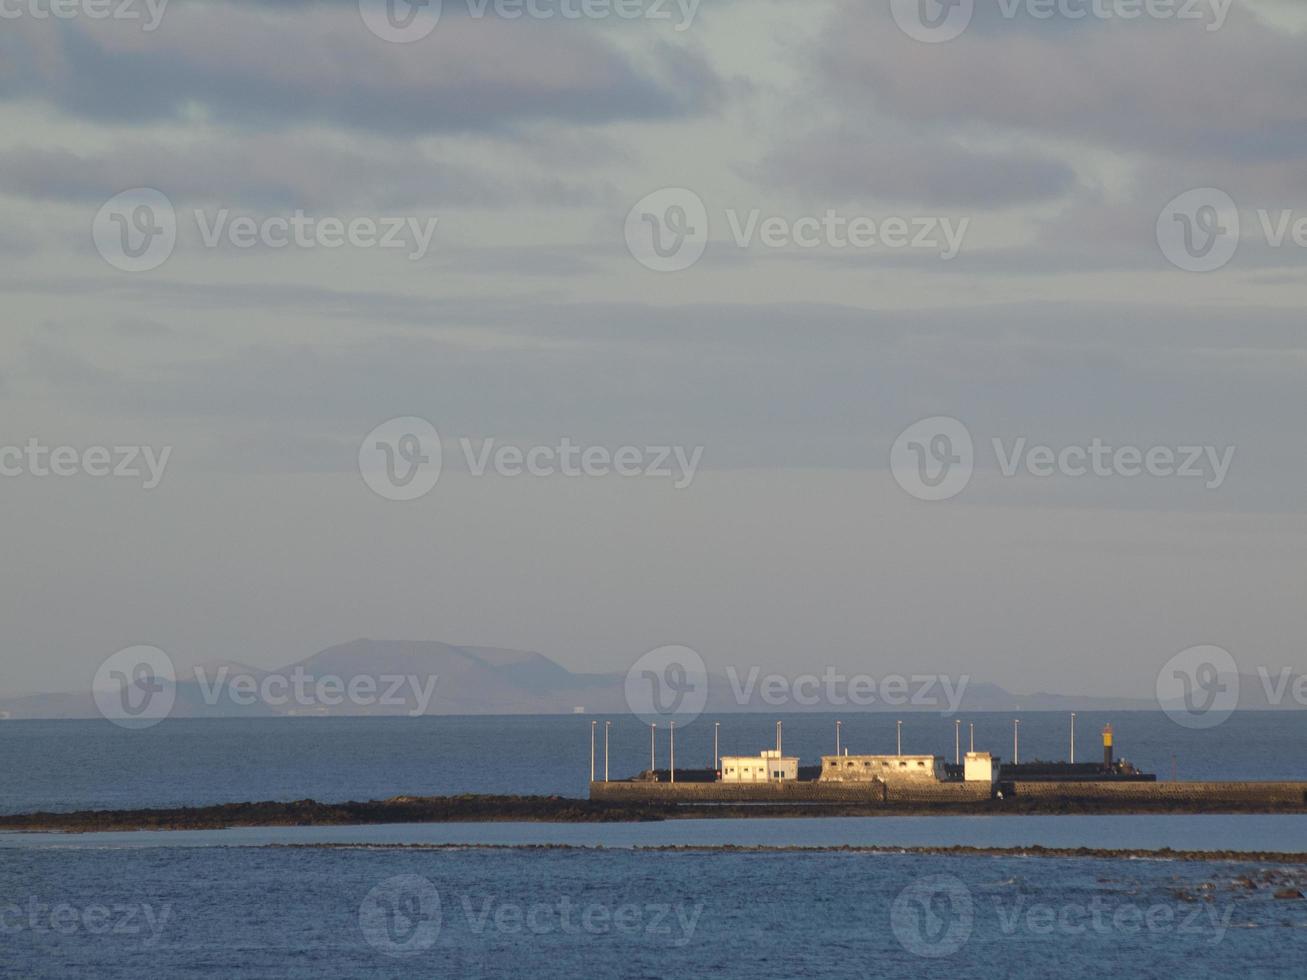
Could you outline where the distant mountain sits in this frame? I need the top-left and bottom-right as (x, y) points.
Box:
(0, 640), (623, 720)
(0, 641), (1301, 719)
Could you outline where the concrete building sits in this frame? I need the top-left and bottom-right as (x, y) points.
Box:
(964, 751), (998, 784)
(819, 754), (945, 783)
(720, 749), (798, 783)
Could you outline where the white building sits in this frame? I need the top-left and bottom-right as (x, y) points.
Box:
(820, 754), (945, 783)
(720, 749), (798, 783)
(964, 751), (998, 784)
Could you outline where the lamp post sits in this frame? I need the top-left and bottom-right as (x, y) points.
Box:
(714, 721), (719, 772)
(969, 722), (974, 753)
(1070, 712), (1076, 764)
(955, 719), (961, 765)
(896, 720), (902, 756)
(670, 721), (676, 784)
(1013, 719), (1020, 765)
(590, 720), (596, 783)
(604, 720), (610, 782)
(836, 720), (842, 756)
(650, 723), (655, 775)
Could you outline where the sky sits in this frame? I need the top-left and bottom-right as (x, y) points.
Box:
(1, 0), (1305, 700)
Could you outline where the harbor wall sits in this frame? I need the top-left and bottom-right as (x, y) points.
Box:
(1011, 781), (1307, 804)
(589, 780), (1307, 806)
(588, 781), (992, 803)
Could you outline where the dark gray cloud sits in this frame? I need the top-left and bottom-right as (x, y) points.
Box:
(0, 134), (603, 209)
(0, 9), (721, 133)
(821, 3), (1307, 163)
(757, 129), (1077, 207)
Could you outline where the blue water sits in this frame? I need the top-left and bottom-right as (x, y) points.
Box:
(4, 814), (1307, 854)
(3, 842), (1304, 978)
(2, 711), (1305, 814)
(5, 713), (1307, 977)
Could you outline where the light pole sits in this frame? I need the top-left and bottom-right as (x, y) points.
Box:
(590, 720), (596, 783)
(670, 721), (676, 784)
(1013, 719), (1020, 765)
(836, 720), (842, 756)
(955, 719), (961, 765)
(604, 721), (610, 782)
(969, 722), (974, 753)
(896, 720), (902, 756)
(714, 721), (719, 772)
(1070, 712), (1076, 764)
(650, 723), (655, 775)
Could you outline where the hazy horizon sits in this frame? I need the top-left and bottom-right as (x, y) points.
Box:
(2, 0), (1306, 706)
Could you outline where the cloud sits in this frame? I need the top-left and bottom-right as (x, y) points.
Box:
(757, 129), (1077, 207)
(0, 134), (601, 209)
(23, 296), (1307, 457)
(0, 7), (721, 133)
(820, 3), (1307, 162)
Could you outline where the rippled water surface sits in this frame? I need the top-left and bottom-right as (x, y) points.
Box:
(5, 713), (1306, 976)
(4, 711), (1307, 814)
(4, 843), (1305, 979)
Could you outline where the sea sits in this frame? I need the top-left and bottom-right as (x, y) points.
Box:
(3, 712), (1306, 977)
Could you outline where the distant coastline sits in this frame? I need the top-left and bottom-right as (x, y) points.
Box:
(2, 638), (1292, 719)
(7, 792), (1307, 834)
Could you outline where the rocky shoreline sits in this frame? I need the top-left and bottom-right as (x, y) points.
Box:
(264, 841), (1307, 866)
(3, 793), (1307, 833)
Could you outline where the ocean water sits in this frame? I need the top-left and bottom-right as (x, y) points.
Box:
(5, 713), (1307, 977)
(3, 841), (1305, 979)
(2, 711), (1306, 815)
(4, 814), (1307, 854)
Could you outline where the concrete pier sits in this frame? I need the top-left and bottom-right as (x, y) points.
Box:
(589, 779), (1307, 808)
